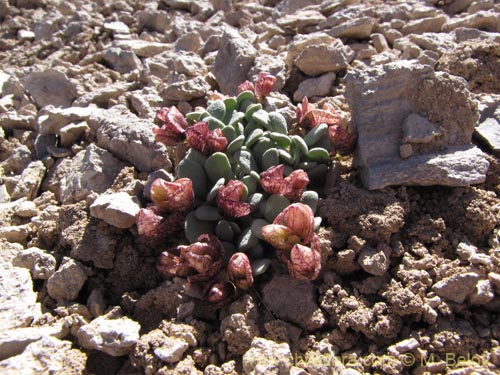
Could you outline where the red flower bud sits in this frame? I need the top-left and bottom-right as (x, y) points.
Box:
(136, 208), (185, 243)
(328, 124), (357, 155)
(296, 97), (342, 130)
(180, 234), (224, 282)
(217, 180), (252, 218)
(261, 224), (302, 251)
(228, 253), (254, 290)
(205, 281), (236, 303)
(150, 178), (194, 213)
(287, 243), (321, 280)
(260, 165), (309, 201)
(157, 250), (190, 278)
(273, 203), (314, 244)
(153, 106), (188, 146)
(237, 81), (255, 94)
(185, 121), (228, 155)
(254, 72), (277, 102)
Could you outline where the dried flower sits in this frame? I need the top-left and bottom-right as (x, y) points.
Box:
(273, 203), (315, 243)
(228, 253), (254, 290)
(295, 97), (341, 130)
(157, 250), (190, 278)
(150, 178), (194, 213)
(180, 234), (224, 282)
(217, 180), (252, 218)
(287, 243), (321, 280)
(153, 106), (188, 146)
(328, 124), (357, 155)
(185, 121), (228, 155)
(261, 224), (301, 251)
(259, 165), (309, 201)
(238, 72), (277, 102)
(136, 208), (185, 244)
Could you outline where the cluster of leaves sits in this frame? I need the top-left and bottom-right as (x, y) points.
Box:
(137, 73), (356, 302)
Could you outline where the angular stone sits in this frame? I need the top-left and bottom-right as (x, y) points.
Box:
(10, 161), (45, 200)
(88, 105), (171, 173)
(358, 247), (390, 276)
(293, 72), (336, 102)
(78, 313), (140, 357)
(160, 76), (211, 101)
(345, 60), (488, 189)
(213, 28), (257, 95)
(37, 106), (93, 136)
(0, 337), (86, 374)
(277, 10), (326, 31)
(0, 322), (69, 361)
(262, 274), (326, 331)
(242, 338), (293, 375)
(285, 32), (336, 67)
(115, 39), (172, 58)
(73, 82), (138, 107)
(327, 17), (375, 39)
(60, 144), (126, 203)
(103, 21), (130, 35)
(0, 111), (35, 131)
(432, 272), (480, 303)
(474, 117), (500, 155)
(47, 257), (89, 302)
(0, 225), (30, 244)
(294, 40), (354, 76)
(153, 337), (189, 363)
(14, 201), (38, 218)
(90, 192), (140, 229)
(402, 113), (442, 144)
(0, 263), (41, 331)
(103, 47), (142, 74)
(23, 69), (77, 109)
(13, 247), (56, 280)
(401, 15), (448, 35)
(443, 10), (500, 32)
(59, 121), (90, 147)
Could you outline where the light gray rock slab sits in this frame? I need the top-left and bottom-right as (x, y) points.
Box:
(115, 39), (172, 58)
(344, 60), (487, 189)
(103, 47), (142, 74)
(73, 82), (137, 107)
(103, 21), (130, 35)
(213, 28), (256, 95)
(443, 10), (500, 32)
(10, 161), (45, 200)
(159, 76), (211, 101)
(14, 201), (38, 218)
(47, 257), (89, 302)
(0, 263), (42, 331)
(432, 272), (480, 303)
(153, 337), (189, 363)
(294, 40), (354, 76)
(0, 322), (69, 361)
(60, 144), (126, 204)
(89, 105), (171, 173)
(242, 337), (293, 375)
(402, 113), (442, 144)
(37, 106), (93, 136)
(0, 111), (36, 131)
(326, 16), (375, 39)
(474, 117), (500, 155)
(0, 224), (30, 244)
(77, 314), (140, 356)
(90, 192), (140, 229)
(400, 15), (448, 35)
(0, 336), (86, 374)
(293, 72), (336, 102)
(23, 69), (77, 109)
(277, 10), (326, 31)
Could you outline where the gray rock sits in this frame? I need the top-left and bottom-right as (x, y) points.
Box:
(129, 87), (163, 119)
(23, 69), (77, 109)
(37, 106), (93, 136)
(213, 28), (257, 95)
(294, 40), (354, 76)
(90, 192), (140, 229)
(221, 313), (260, 355)
(160, 76), (211, 101)
(344, 60), (488, 189)
(0, 322), (69, 361)
(0, 240), (23, 264)
(432, 272), (480, 303)
(402, 113), (442, 144)
(59, 121), (90, 148)
(0, 144), (31, 175)
(469, 279), (494, 305)
(87, 289), (107, 318)
(31, 10), (64, 41)
(47, 257), (89, 302)
(61, 144), (126, 204)
(443, 10), (500, 32)
(444, 0), (475, 14)
(474, 117), (500, 155)
(277, 10), (326, 31)
(34, 133), (57, 159)
(242, 337), (293, 375)
(0, 225), (30, 244)
(327, 17), (375, 39)
(115, 40), (172, 58)
(13, 200), (37, 218)
(0, 262), (41, 331)
(10, 161), (45, 200)
(358, 247), (390, 276)
(275, 0), (324, 14)
(143, 50), (207, 85)
(0, 111), (36, 131)
(12, 247), (56, 280)
(103, 21), (130, 35)
(153, 337), (189, 363)
(77, 312), (140, 357)
(89, 105), (171, 173)
(175, 31), (202, 53)
(371, 33), (390, 53)
(401, 15), (448, 35)
(262, 274), (326, 331)
(0, 336), (86, 374)
(137, 7), (170, 32)
(103, 47), (142, 74)
(453, 26), (500, 43)
(249, 54), (288, 92)
(293, 72), (336, 102)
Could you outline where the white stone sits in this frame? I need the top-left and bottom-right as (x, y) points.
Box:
(432, 272), (480, 303)
(243, 337), (293, 375)
(13, 247), (56, 280)
(14, 201), (38, 218)
(0, 263), (42, 331)
(77, 314), (140, 357)
(47, 257), (89, 302)
(475, 117), (500, 154)
(153, 337), (189, 363)
(0, 224), (30, 244)
(103, 21), (130, 34)
(90, 192), (140, 229)
(293, 72), (336, 102)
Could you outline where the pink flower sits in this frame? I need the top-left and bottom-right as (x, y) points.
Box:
(153, 106), (188, 146)
(262, 203), (315, 250)
(228, 253), (254, 290)
(217, 180), (252, 218)
(157, 234), (224, 283)
(328, 124), (358, 155)
(259, 165), (309, 201)
(287, 242), (321, 280)
(150, 178), (194, 213)
(296, 97), (341, 130)
(238, 72), (277, 102)
(185, 121), (228, 155)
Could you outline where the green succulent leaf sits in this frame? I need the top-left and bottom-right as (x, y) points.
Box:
(304, 123), (329, 147)
(245, 128), (264, 148)
(268, 111), (287, 134)
(251, 258), (272, 276)
(237, 227), (259, 251)
(195, 205), (223, 221)
(204, 152), (233, 185)
(245, 103), (263, 121)
(278, 149), (295, 165)
(251, 218), (270, 240)
(206, 177), (225, 202)
(237, 90), (255, 105)
(207, 99), (226, 121)
(226, 134), (245, 155)
(185, 148), (207, 165)
(222, 125), (237, 143)
(186, 111), (204, 122)
(177, 158), (208, 197)
(206, 116), (226, 130)
(262, 148), (280, 171)
(252, 109), (273, 131)
(264, 194), (290, 222)
(300, 190), (319, 213)
(269, 132), (291, 149)
(184, 212), (215, 243)
(241, 174), (258, 195)
(314, 216), (322, 230)
(247, 243), (264, 259)
(228, 111), (245, 127)
(215, 220), (235, 242)
(291, 135), (309, 156)
(307, 147), (329, 161)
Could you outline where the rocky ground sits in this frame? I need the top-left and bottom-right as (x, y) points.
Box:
(1, 0), (500, 374)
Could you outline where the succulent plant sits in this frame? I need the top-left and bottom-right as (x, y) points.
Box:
(137, 72), (357, 301)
